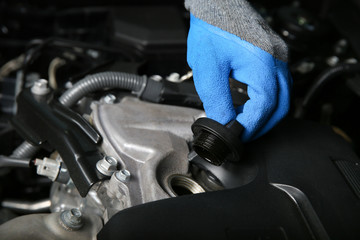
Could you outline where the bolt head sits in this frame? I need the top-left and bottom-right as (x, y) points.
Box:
(60, 208), (83, 230)
(31, 79), (50, 95)
(70, 208), (82, 218)
(104, 94), (116, 104)
(115, 169), (131, 183)
(96, 156), (118, 176)
(149, 75), (163, 82)
(166, 72), (180, 82)
(326, 56), (340, 67)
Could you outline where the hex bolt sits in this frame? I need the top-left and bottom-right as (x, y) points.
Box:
(60, 208), (84, 230)
(103, 94), (116, 104)
(96, 156), (118, 176)
(149, 75), (163, 82)
(31, 79), (51, 95)
(115, 169), (131, 183)
(326, 56), (340, 67)
(166, 72), (180, 82)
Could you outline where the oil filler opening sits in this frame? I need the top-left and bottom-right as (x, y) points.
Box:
(168, 175), (205, 196)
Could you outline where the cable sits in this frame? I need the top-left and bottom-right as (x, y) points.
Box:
(0, 54), (25, 81)
(19, 37), (137, 90)
(12, 71), (152, 159)
(11, 141), (40, 159)
(59, 71), (147, 107)
(0, 155), (31, 168)
(1, 199), (51, 213)
(296, 63), (360, 118)
(48, 57), (66, 90)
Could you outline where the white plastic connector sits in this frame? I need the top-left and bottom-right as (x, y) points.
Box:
(34, 157), (61, 181)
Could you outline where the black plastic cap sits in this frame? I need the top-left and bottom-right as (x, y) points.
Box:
(191, 118), (244, 166)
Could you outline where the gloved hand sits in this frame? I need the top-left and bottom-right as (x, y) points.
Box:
(187, 10), (292, 142)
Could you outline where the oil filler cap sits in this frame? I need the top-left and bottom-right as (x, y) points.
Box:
(191, 118), (244, 166)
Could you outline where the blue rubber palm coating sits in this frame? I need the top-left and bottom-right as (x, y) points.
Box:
(187, 14), (292, 142)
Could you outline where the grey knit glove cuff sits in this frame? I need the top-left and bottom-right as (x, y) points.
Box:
(185, 0), (288, 62)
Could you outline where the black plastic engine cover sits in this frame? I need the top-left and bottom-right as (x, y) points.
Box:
(98, 118), (360, 240)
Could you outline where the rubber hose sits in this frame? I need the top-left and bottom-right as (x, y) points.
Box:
(11, 141), (40, 159)
(59, 71), (147, 107)
(12, 71), (147, 159)
(298, 63), (360, 118)
(0, 155), (31, 168)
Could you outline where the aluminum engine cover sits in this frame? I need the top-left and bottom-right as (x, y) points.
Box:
(91, 97), (205, 209)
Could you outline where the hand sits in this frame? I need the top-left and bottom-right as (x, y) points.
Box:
(187, 14), (292, 142)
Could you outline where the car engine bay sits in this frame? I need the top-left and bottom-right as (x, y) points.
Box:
(0, 0), (360, 239)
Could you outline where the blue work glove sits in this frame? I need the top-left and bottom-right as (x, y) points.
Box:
(187, 14), (292, 142)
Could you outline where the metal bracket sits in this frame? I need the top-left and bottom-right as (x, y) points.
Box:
(11, 89), (104, 197)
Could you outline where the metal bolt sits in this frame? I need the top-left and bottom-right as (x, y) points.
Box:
(149, 75), (163, 82)
(87, 49), (99, 59)
(282, 30), (289, 37)
(326, 56), (339, 67)
(96, 156), (118, 176)
(103, 94), (116, 104)
(297, 16), (308, 26)
(166, 72), (180, 83)
(115, 169), (131, 183)
(60, 208), (83, 230)
(31, 79), (50, 95)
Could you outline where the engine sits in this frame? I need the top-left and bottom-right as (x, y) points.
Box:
(0, 1), (360, 239)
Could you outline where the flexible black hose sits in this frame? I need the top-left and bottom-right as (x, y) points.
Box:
(59, 71), (147, 107)
(0, 155), (31, 168)
(297, 63), (360, 118)
(11, 141), (40, 159)
(12, 71), (148, 159)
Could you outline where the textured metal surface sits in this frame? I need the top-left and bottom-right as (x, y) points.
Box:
(90, 97), (205, 217)
(50, 181), (105, 220)
(0, 211), (102, 240)
(49, 97), (205, 223)
(60, 208), (84, 230)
